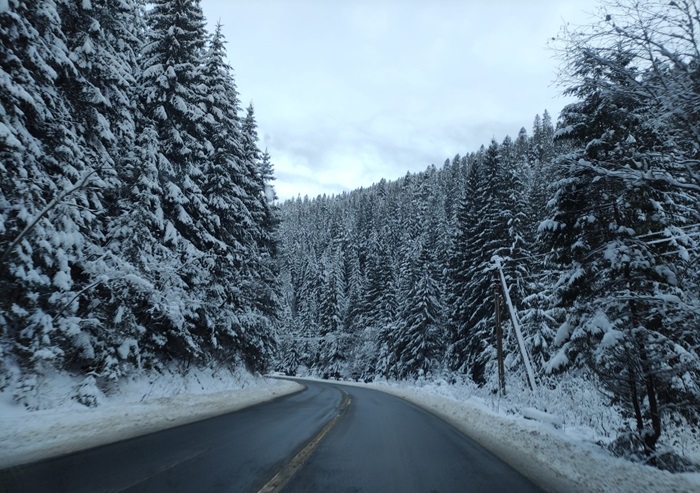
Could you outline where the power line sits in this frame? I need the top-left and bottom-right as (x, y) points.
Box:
(641, 231), (700, 245)
(635, 222), (700, 239)
(500, 226), (700, 265)
(498, 242), (699, 278)
(658, 246), (700, 258)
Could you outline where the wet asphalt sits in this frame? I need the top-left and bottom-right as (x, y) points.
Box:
(0, 379), (542, 493)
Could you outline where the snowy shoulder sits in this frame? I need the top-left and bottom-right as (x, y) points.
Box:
(357, 382), (700, 493)
(0, 373), (301, 469)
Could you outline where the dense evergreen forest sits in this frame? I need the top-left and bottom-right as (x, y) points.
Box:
(1, 0), (700, 463)
(0, 0), (279, 406)
(275, 0), (700, 457)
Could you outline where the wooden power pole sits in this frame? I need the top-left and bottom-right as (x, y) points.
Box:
(493, 256), (537, 391)
(494, 270), (506, 396)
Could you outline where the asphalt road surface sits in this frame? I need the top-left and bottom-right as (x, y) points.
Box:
(0, 379), (543, 493)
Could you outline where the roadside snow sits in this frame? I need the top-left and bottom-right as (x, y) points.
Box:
(358, 380), (700, 493)
(0, 369), (302, 468)
(4, 370), (698, 493)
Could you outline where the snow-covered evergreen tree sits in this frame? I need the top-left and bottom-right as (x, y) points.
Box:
(0, 0), (140, 394)
(136, 0), (218, 363)
(542, 24), (700, 454)
(394, 240), (444, 379)
(1, 0), (282, 399)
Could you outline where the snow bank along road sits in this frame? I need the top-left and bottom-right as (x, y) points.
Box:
(0, 379), (541, 493)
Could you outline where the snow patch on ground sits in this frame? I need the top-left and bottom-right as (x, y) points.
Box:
(356, 379), (700, 493)
(0, 368), (302, 468)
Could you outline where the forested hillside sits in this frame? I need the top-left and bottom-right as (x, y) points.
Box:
(2, 0), (700, 467)
(0, 0), (279, 407)
(276, 114), (561, 382)
(276, 0), (700, 459)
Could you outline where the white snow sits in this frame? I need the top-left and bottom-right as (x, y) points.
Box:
(3, 370), (698, 493)
(351, 379), (700, 493)
(52, 270), (72, 290)
(116, 338), (137, 359)
(522, 407), (563, 428)
(0, 369), (301, 468)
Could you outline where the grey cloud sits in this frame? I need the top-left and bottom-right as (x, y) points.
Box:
(202, 0), (591, 199)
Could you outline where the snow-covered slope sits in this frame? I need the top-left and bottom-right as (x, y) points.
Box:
(0, 370), (301, 468)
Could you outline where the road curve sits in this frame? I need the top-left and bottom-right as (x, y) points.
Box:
(0, 379), (542, 493)
(282, 381), (541, 493)
(0, 382), (340, 493)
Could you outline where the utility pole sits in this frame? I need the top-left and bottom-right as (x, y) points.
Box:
(492, 255), (537, 392)
(494, 270), (506, 396)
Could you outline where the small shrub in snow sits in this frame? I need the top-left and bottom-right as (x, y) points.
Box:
(13, 376), (40, 410)
(74, 376), (102, 407)
(608, 431), (700, 473)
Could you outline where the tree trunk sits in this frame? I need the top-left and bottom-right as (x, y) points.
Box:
(629, 297), (662, 459)
(639, 338), (662, 458)
(626, 345), (644, 433)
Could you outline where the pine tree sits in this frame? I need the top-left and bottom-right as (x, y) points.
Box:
(361, 232), (398, 331)
(235, 104), (279, 370)
(138, 0), (215, 260)
(1, 1), (69, 387)
(0, 0), (286, 399)
(0, 1), (125, 393)
(542, 39), (700, 455)
(136, 0), (219, 363)
(394, 239), (444, 379)
(318, 246), (345, 337)
(447, 154), (486, 381)
(461, 141), (505, 383)
(108, 123), (176, 371)
(196, 21), (277, 367)
(55, 0), (157, 380)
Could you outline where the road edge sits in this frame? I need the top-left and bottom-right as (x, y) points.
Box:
(303, 378), (576, 493)
(1, 378), (304, 470)
(352, 382), (700, 493)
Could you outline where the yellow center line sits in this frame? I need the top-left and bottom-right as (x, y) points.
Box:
(257, 390), (351, 493)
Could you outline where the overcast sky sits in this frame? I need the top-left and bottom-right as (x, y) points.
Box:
(201, 0), (594, 200)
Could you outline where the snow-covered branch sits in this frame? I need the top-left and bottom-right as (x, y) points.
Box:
(0, 170), (98, 267)
(574, 159), (700, 193)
